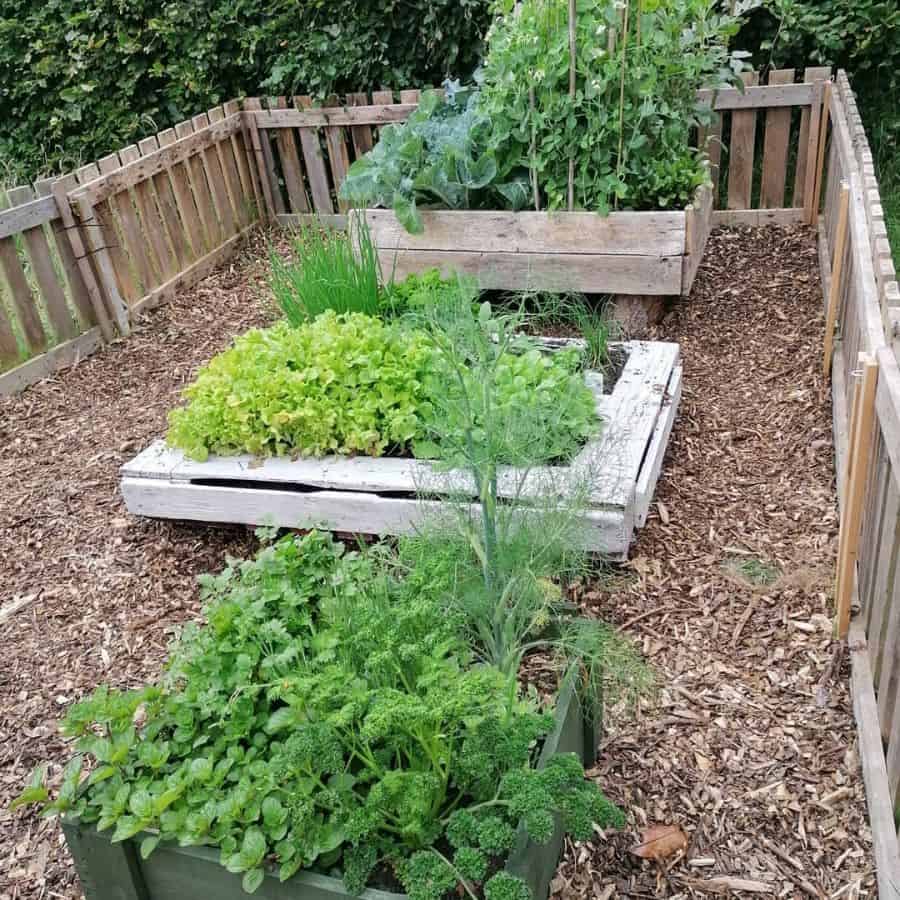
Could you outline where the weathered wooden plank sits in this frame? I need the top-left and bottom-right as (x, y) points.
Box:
(276, 212), (347, 230)
(0, 235), (46, 353)
(697, 81), (815, 111)
(380, 248), (683, 295)
(711, 208), (804, 226)
(634, 363), (682, 527)
(0, 193), (57, 240)
(682, 182), (714, 293)
(6, 185), (77, 341)
(848, 622), (900, 900)
(175, 120), (223, 247)
(794, 67), (832, 209)
(323, 104), (352, 211)
(294, 96), (335, 215)
(727, 72), (760, 211)
(156, 129), (206, 261)
(242, 98), (282, 218)
(193, 112), (238, 239)
(802, 80), (825, 223)
(34, 179), (96, 327)
(252, 104), (419, 129)
(346, 92), (375, 159)
(51, 176), (117, 341)
(760, 69), (795, 208)
(0, 293), (19, 364)
(869, 473), (900, 686)
(62, 819), (148, 900)
(70, 115), (243, 207)
(0, 326), (102, 395)
(823, 182), (850, 376)
(362, 208), (687, 256)
(270, 98), (309, 215)
(209, 105), (254, 227)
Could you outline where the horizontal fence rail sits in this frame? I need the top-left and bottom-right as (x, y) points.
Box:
(820, 71), (900, 898)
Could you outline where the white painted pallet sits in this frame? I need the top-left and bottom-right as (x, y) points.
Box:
(122, 341), (681, 558)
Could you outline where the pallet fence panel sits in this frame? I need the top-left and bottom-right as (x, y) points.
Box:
(725, 72), (760, 210)
(346, 92), (375, 158)
(156, 129), (207, 261)
(821, 71), (900, 896)
(223, 100), (264, 222)
(138, 136), (191, 272)
(794, 66), (833, 210)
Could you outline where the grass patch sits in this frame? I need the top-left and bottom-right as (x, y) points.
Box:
(723, 555), (781, 588)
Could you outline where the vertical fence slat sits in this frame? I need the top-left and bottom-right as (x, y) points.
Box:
(294, 96), (335, 215)
(324, 104), (351, 212)
(760, 69), (795, 208)
(0, 290), (18, 364)
(726, 71), (759, 210)
(272, 97), (309, 215)
(34, 178), (96, 327)
(156, 129), (206, 261)
(207, 106), (252, 228)
(6, 185), (78, 342)
(193, 113), (238, 239)
(346, 92), (375, 158)
(794, 66), (832, 209)
(0, 235), (46, 353)
(243, 99), (284, 217)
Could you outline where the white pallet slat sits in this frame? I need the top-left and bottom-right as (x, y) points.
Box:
(121, 340), (681, 558)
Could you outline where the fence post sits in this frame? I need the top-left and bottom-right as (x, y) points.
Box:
(50, 177), (118, 342)
(835, 352), (879, 637)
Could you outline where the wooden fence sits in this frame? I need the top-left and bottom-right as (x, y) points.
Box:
(0, 69), (839, 398)
(819, 71), (900, 898)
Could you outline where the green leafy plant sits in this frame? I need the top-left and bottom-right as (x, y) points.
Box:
(341, 87), (526, 234)
(0, 0), (493, 180)
(269, 223), (381, 325)
(166, 313), (434, 460)
(12, 529), (625, 898)
(381, 268), (480, 318)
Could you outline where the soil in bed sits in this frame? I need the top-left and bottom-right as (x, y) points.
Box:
(0, 225), (872, 899)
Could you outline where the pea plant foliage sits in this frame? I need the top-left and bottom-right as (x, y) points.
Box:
(341, 0), (749, 230)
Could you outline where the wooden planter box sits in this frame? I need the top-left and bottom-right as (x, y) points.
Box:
(62, 669), (600, 900)
(121, 340), (681, 559)
(358, 184), (713, 296)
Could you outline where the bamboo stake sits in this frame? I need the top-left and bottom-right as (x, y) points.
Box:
(834, 353), (879, 638)
(810, 80), (833, 225)
(614, 0), (631, 210)
(529, 87), (540, 211)
(823, 181), (850, 377)
(567, 0), (576, 211)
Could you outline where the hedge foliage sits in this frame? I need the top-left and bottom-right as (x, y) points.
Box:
(0, 0), (492, 179)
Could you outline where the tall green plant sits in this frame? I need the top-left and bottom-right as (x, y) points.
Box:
(269, 223), (381, 325)
(408, 288), (647, 702)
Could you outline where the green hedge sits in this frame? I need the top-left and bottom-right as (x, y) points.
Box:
(0, 0), (491, 179)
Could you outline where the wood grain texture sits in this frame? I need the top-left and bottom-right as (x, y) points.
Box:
(239, 100), (277, 220)
(760, 69), (795, 208)
(346, 92), (375, 158)
(252, 104), (418, 128)
(208, 106), (253, 227)
(271, 97), (309, 214)
(294, 96), (334, 215)
(362, 207), (687, 256)
(156, 129), (207, 261)
(0, 234), (46, 353)
(0, 193), (57, 239)
(793, 67), (832, 208)
(223, 101), (264, 222)
(138, 136), (191, 272)
(192, 113), (238, 239)
(727, 72), (760, 210)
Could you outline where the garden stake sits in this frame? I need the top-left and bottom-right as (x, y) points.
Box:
(567, 0), (577, 211)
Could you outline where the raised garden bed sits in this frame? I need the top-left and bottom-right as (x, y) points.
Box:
(122, 340), (681, 559)
(357, 185), (713, 297)
(61, 668), (600, 900)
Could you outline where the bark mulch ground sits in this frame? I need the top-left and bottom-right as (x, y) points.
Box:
(0, 225), (874, 900)
(555, 226), (875, 898)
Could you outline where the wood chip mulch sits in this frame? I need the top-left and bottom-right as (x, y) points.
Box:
(0, 231), (279, 900)
(555, 226), (876, 899)
(0, 225), (874, 900)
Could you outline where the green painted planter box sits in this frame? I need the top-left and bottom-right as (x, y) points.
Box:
(62, 668), (601, 900)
